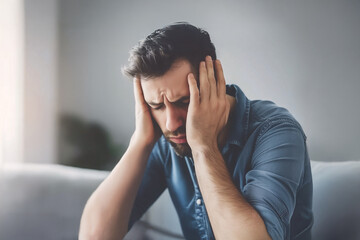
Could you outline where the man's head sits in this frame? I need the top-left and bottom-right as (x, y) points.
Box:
(123, 22), (216, 80)
(123, 23), (217, 157)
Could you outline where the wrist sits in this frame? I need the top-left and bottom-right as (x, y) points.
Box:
(191, 143), (220, 160)
(129, 133), (157, 154)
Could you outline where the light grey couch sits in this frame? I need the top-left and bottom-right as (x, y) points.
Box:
(0, 161), (359, 240)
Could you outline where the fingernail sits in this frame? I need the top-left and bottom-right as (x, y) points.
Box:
(206, 55), (212, 61)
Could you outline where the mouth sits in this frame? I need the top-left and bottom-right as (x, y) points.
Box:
(169, 134), (187, 144)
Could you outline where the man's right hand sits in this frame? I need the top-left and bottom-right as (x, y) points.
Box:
(131, 77), (161, 148)
(79, 77), (160, 240)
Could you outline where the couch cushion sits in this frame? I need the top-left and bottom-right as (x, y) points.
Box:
(2, 161), (360, 240)
(311, 160), (360, 240)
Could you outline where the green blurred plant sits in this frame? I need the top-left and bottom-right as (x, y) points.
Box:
(58, 114), (125, 170)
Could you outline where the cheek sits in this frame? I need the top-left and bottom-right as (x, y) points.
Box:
(182, 109), (188, 122)
(150, 109), (166, 129)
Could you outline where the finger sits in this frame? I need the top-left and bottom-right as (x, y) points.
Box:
(133, 77), (146, 106)
(199, 61), (210, 102)
(205, 56), (217, 99)
(215, 60), (226, 98)
(188, 73), (200, 106)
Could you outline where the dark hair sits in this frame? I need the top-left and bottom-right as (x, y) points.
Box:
(122, 22), (216, 79)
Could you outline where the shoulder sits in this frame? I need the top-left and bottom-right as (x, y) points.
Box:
(248, 100), (306, 140)
(250, 100), (293, 122)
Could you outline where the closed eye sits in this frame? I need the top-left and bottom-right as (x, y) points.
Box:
(149, 103), (164, 110)
(175, 101), (189, 108)
(148, 96), (190, 110)
(174, 96), (190, 108)
(153, 105), (164, 110)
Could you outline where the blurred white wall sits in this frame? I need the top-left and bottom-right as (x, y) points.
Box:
(24, 0), (360, 237)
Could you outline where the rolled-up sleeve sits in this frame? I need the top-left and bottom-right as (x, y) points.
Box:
(243, 122), (307, 239)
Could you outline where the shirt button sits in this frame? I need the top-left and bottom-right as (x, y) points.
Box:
(196, 198), (202, 205)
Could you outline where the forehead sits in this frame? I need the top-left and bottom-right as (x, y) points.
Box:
(141, 59), (193, 103)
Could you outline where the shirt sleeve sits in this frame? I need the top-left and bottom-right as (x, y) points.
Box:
(243, 121), (307, 239)
(128, 142), (167, 230)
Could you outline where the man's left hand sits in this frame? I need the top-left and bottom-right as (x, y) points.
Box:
(186, 56), (230, 154)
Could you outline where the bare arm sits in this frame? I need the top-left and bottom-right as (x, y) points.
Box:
(79, 78), (160, 240)
(192, 148), (271, 240)
(186, 56), (271, 239)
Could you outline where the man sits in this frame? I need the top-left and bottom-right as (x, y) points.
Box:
(79, 22), (313, 240)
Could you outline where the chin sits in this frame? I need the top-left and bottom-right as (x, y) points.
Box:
(170, 142), (192, 158)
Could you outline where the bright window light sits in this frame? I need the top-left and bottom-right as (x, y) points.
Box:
(0, 0), (25, 165)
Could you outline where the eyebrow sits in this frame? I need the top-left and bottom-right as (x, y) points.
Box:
(147, 96), (190, 106)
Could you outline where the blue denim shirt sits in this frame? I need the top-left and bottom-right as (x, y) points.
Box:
(129, 84), (313, 240)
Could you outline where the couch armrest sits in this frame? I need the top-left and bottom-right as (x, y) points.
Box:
(311, 160), (360, 240)
(0, 163), (108, 240)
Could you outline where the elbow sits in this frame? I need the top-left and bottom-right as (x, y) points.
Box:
(249, 211), (272, 240)
(79, 229), (113, 240)
(246, 210), (271, 240)
(78, 207), (108, 240)
(78, 227), (100, 240)
(78, 207), (127, 240)
(78, 213), (104, 240)
(79, 202), (98, 239)
(234, 210), (272, 240)
(79, 218), (126, 240)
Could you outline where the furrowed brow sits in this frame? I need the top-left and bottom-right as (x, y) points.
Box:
(173, 96), (190, 103)
(147, 96), (190, 106)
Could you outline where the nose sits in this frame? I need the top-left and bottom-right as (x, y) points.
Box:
(165, 104), (184, 132)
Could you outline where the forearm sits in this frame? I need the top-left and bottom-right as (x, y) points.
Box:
(193, 147), (271, 240)
(79, 140), (153, 240)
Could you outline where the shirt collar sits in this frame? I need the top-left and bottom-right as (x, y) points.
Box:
(225, 84), (250, 148)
